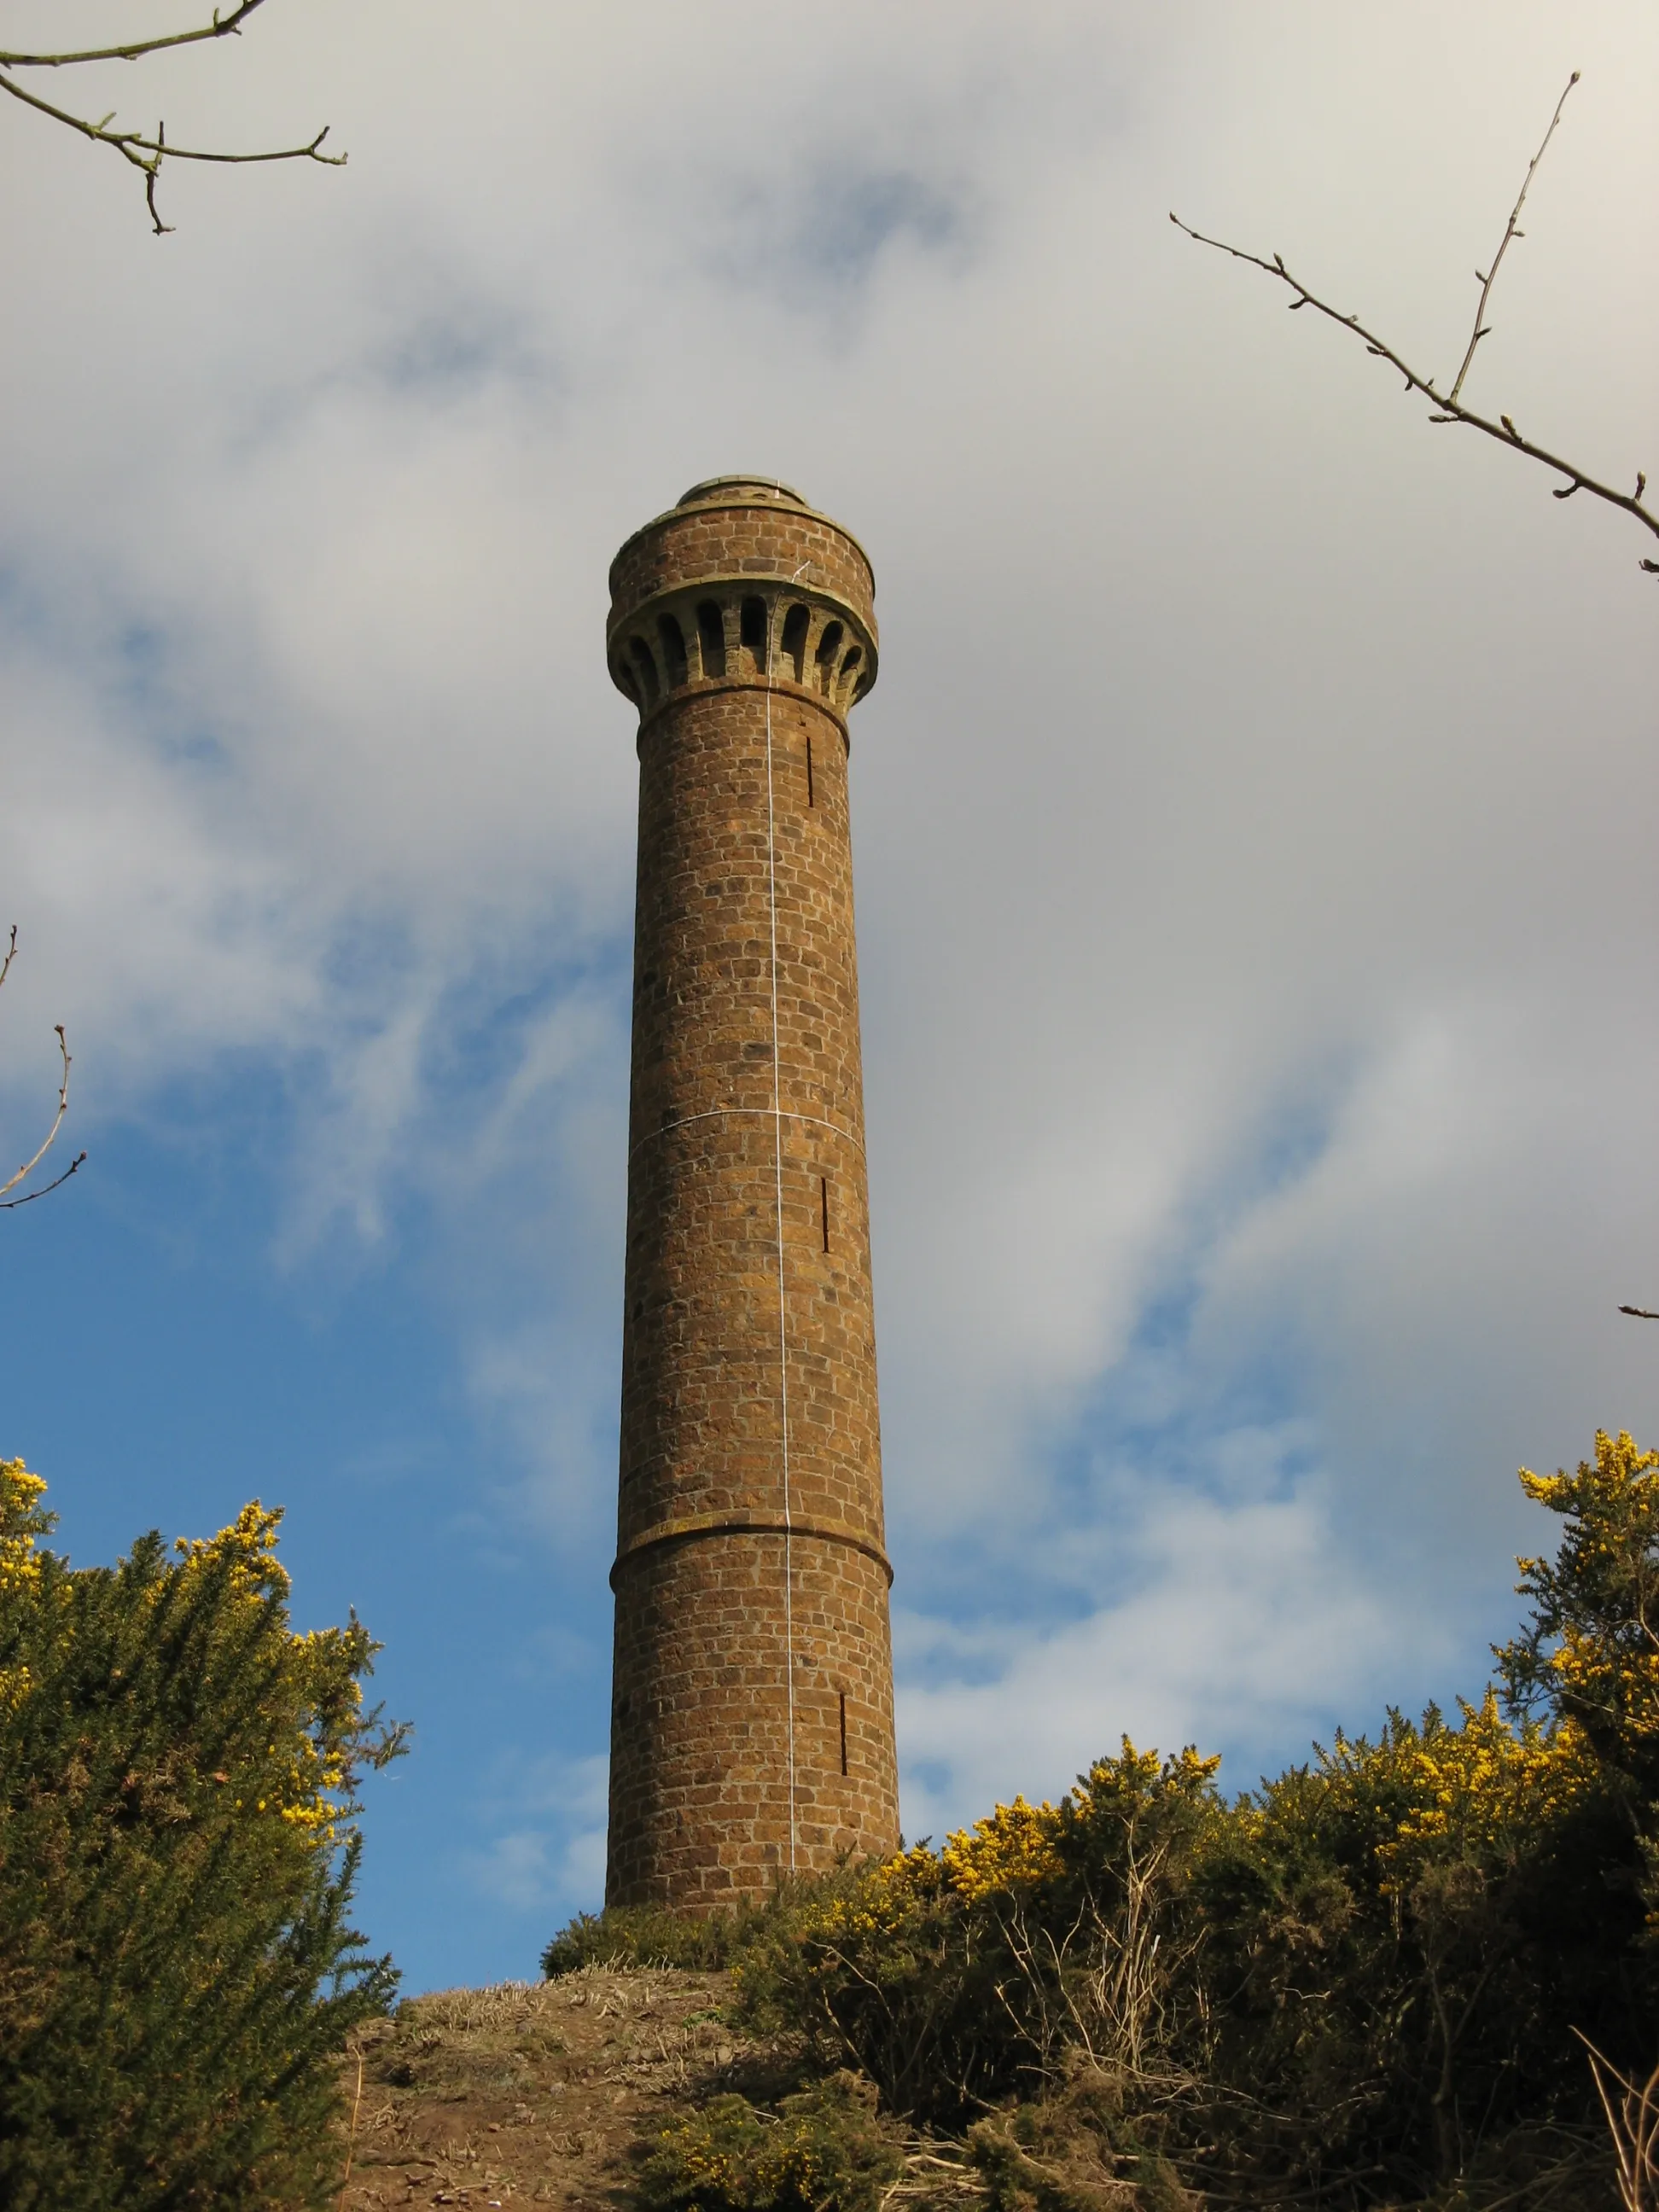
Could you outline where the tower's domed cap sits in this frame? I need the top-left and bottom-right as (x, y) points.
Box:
(676, 475), (809, 510)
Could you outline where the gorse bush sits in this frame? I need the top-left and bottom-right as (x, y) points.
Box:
(0, 1460), (405, 2210)
(542, 1880), (835, 1981)
(713, 1431), (1659, 2209)
(641, 2075), (902, 2212)
(543, 1902), (739, 1976)
(729, 1750), (1226, 2127)
(968, 2090), (1194, 2212)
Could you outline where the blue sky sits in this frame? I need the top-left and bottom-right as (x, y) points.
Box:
(1, 2), (1656, 1994)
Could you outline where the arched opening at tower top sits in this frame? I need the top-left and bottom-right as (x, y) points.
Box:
(780, 603), (810, 684)
(814, 620), (844, 693)
(739, 597), (768, 674)
(628, 636), (660, 705)
(657, 613), (689, 690)
(696, 602), (726, 679)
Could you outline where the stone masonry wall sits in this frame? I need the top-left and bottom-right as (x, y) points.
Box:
(605, 480), (899, 1911)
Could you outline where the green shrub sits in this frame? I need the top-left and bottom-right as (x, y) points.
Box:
(731, 1755), (1223, 2127)
(542, 1902), (737, 1976)
(727, 1433), (1659, 2207)
(0, 1461), (405, 2209)
(542, 1877), (849, 1980)
(641, 2075), (902, 2212)
(969, 2090), (1194, 2212)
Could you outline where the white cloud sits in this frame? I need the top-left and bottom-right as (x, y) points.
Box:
(897, 1461), (1412, 1842)
(2, 0), (1656, 1876)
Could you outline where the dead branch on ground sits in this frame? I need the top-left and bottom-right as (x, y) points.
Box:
(1171, 73), (1658, 573)
(0, 0), (344, 235)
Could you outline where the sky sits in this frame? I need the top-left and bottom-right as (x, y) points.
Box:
(0, 1), (1655, 1994)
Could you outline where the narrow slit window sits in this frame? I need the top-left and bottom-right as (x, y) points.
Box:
(839, 1691), (848, 1775)
(806, 733), (816, 808)
(820, 1176), (830, 1254)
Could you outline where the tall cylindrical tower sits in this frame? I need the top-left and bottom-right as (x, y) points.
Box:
(604, 476), (899, 1912)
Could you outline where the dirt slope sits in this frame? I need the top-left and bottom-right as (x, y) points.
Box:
(335, 1965), (764, 2210)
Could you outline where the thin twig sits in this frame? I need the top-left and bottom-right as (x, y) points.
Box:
(0, 1153), (86, 1210)
(0, 0), (274, 70)
(1447, 73), (1579, 405)
(1620, 1307), (1659, 1321)
(0, 0), (344, 235)
(0, 928), (84, 1208)
(339, 2047), (365, 2210)
(1170, 74), (1659, 573)
(0, 1024), (73, 1201)
(0, 69), (341, 170)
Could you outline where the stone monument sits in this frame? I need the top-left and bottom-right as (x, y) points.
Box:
(603, 476), (899, 1910)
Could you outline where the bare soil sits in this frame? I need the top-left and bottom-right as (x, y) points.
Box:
(334, 1966), (777, 2211)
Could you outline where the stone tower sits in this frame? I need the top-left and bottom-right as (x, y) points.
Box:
(604, 476), (899, 1911)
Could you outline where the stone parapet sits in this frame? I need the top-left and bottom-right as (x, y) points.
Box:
(606, 477), (877, 737)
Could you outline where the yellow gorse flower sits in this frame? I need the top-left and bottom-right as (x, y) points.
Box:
(0, 1460), (54, 1715)
(1376, 1691), (1594, 1895)
(939, 1795), (1064, 1901)
(0, 1459), (49, 1593)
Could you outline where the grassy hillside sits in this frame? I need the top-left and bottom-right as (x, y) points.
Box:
(334, 1967), (973, 2212)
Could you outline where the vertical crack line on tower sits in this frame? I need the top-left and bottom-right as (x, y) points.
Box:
(767, 567), (810, 1875)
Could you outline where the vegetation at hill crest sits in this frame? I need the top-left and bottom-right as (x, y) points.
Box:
(549, 1430), (1659, 2212)
(5, 1428), (1657, 2209)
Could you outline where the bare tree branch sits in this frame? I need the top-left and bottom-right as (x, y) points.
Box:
(0, 1), (344, 235)
(1447, 72), (1579, 406)
(1621, 1307), (1659, 1322)
(1171, 74), (1659, 574)
(0, 1151), (86, 1210)
(0, 1022), (74, 1202)
(0, 929), (84, 1210)
(0, 0), (274, 69)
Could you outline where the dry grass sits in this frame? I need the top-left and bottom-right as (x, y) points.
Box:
(334, 1966), (779, 2209)
(333, 1967), (990, 2212)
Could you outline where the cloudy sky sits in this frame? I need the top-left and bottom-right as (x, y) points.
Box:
(1, 1), (1655, 1993)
